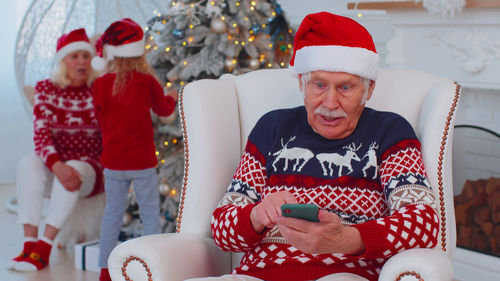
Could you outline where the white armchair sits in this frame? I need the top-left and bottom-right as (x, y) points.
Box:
(108, 68), (460, 281)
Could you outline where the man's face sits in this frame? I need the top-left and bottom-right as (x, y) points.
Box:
(300, 71), (374, 140)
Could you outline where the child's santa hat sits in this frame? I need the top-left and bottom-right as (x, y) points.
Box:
(55, 28), (94, 64)
(289, 12), (380, 80)
(91, 18), (145, 71)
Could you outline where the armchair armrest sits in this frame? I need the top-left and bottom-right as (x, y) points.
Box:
(379, 248), (453, 281)
(108, 233), (232, 281)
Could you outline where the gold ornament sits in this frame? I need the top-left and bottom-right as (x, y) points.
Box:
(210, 18), (227, 33)
(224, 58), (237, 72)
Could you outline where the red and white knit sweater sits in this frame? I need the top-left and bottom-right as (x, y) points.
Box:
(211, 107), (439, 281)
(33, 79), (103, 196)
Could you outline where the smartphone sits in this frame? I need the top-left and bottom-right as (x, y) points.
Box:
(281, 204), (319, 222)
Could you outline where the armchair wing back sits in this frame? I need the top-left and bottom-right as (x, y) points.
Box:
(108, 68), (460, 281)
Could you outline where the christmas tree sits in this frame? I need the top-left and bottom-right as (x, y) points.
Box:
(120, 0), (294, 238)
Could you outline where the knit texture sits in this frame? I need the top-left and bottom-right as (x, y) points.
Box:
(33, 79), (104, 196)
(92, 71), (176, 170)
(211, 106), (439, 281)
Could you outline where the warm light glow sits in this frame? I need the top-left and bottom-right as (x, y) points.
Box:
(280, 62), (285, 67)
(236, 2), (240, 6)
(249, 30), (254, 35)
(145, 44), (151, 50)
(162, 20), (166, 24)
(272, 12), (276, 16)
(189, 24), (194, 29)
(357, 13), (363, 18)
(288, 44), (292, 49)
(244, 17), (248, 21)
(180, 81), (185, 86)
(155, 151), (160, 156)
(182, 41), (187, 46)
(250, 6), (255, 11)
(157, 13), (161, 17)
(183, 61), (187, 65)
(221, 16), (226, 20)
(171, 1), (176, 6)
(161, 159), (165, 163)
(144, 27), (149, 31)
(262, 24), (266, 28)
(232, 23), (237, 27)
(173, 138), (178, 144)
(164, 141), (169, 146)
(149, 35), (154, 40)
(232, 59), (237, 64)
(190, 3), (194, 7)
(234, 41), (239, 45)
(268, 43), (273, 48)
(249, 36), (255, 42)
(165, 47), (171, 52)
(153, 46), (158, 50)
(241, 41), (246, 46)
(267, 63), (272, 68)
(211, 1), (215, 5)
(188, 37), (194, 43)
(251, 1), (256, 6)
(289, 29), (293, 33)
(170, 189), (177, 196)
(227, 35), (232, 40)
(167, 82), (172, 87)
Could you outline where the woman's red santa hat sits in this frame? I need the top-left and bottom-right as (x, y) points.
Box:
(91, 18), (145, 71)
(289, 12), (380, 80)
(54, 28), (94, 64)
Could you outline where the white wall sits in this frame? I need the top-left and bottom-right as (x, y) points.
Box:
(0, 1), (33, 183)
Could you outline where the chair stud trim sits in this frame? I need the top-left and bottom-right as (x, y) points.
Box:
(396, 271), (424, 281)
(437, 83), (461, 252)
(177, 86), (188, 233)
(121, 256), (152, 281)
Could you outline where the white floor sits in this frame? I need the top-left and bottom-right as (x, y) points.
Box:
(0, 183), (99, 281)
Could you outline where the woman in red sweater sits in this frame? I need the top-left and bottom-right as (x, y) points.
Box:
(10, 28), (103, 272)
(90, 18), (177, 281)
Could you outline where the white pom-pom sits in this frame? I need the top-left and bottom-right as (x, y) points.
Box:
(91, 56), (106, 71)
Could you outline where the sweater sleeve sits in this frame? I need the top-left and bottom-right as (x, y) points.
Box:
(33, 81), (61, 170)
(352, 138), (439, 259)
(149, 75), (176, 117)
(211, 138), (268, 252)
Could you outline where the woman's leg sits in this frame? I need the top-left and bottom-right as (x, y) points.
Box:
(132, 168), (161, 235)
(10, 154), (52, 269)
(15, 159), (96, 271)
(98, 169), (131, 269)
(16, 154), (53, 231)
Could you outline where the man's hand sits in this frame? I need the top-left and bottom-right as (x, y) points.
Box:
(277, 210), (365, 255)
(250, 191), (298, 234)
(52, 161), (82, 192)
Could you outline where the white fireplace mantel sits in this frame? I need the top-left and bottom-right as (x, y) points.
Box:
(384, 8), (500, 90)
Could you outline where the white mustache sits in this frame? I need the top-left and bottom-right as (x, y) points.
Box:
(314, 106), (347, 118)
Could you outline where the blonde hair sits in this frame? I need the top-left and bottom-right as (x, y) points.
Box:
(107, 55), (159, 96)
(50, 59), (99, 89)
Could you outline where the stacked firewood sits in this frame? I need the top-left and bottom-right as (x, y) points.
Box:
(454, 177), (500, 254)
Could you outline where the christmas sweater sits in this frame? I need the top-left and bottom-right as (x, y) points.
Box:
(211, 106), (439, 281)
(92, 71), (176, 170)
(33, 79), (103, 196)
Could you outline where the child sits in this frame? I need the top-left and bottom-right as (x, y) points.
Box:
(91, 18), (177, 281)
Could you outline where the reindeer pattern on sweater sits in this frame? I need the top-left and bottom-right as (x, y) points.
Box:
(211, 106), (439, 281)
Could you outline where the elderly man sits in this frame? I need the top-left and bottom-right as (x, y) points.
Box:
(199, 12), (438, 281)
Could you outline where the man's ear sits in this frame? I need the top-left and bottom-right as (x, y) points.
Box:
(366, 80), (376, 101)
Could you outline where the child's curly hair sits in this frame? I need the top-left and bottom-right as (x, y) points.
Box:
(108, 55), (160, 96)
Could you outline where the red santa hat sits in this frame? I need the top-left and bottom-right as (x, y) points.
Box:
(91, 18), (145, 71)
(54, 28), (94, 64)
(289, 12), (380, 80)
